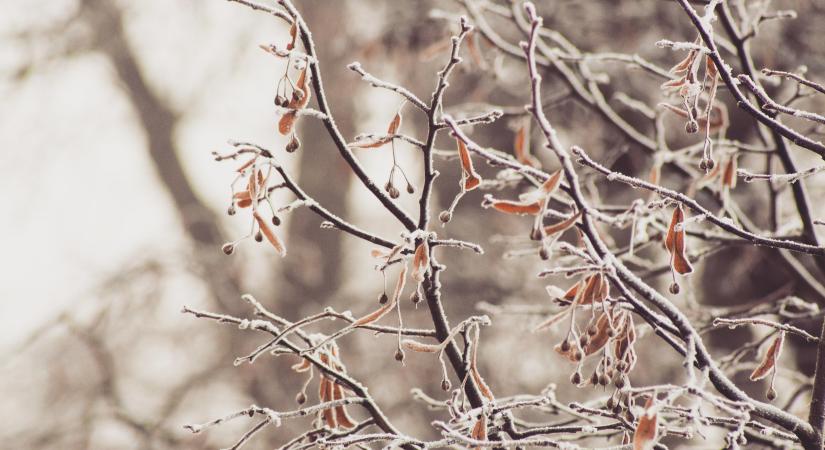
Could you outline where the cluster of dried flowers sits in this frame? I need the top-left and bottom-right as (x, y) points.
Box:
(182, 1), (825, 450)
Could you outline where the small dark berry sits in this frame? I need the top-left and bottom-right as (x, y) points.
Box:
(222, 243), (235, 255)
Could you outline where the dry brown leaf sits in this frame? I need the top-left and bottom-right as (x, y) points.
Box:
(331, 382), (356, 429)
(254, 212), (287, 257)
(514, 124), (540, 168)
(457, 138), (482, 191)
(633, 397), (659, 450)
(353, 264), (407, 326)
(664, 204), (693, 275)
(387, 111), (402, 135)
(543, 211), (582, 236)
(485, 198), (541, 215)
(470, 413), (488, 444)
(286, 22), (298, 51)
(411, 242), (430, 283)
(750, 333), (785, 381)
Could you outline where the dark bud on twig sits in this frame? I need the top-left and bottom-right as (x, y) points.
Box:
(439, 211), (452, 224)
(254, 231), (263, 242)
(286, 134), (300, 153)
(379, 293), (389, 304)
(669, 282), (681, 295)
(441, 379), (451, 391)
(221, 243), (235, 255)
(394, 348), (405, 362)
(295, 391), (307, 405)
(272, 215), (282, 226)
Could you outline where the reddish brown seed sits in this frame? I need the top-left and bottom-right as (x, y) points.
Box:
(439, 211), (452, 223)
(394, 348), (405, 362)
(441, 379), (451, 391)
(222, 243), (235, 255)
(295, 391), (307, 405)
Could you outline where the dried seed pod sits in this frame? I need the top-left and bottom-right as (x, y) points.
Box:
(767, 386), (777, 401)
(221, 242), (235, 255)
(406, 183), (415, 194)
(227, 205), (236, 216)
(272, 215), (281, 226)
(669, 282), (681, 295)
(441, 379), (451, 391)
(379, 293), (389, 304)
(439, 210), (452, 223)
(286, 134), (300, 153)
(388, 186), (400, 199)
(579, 333), (589, 347)
(410, 291), (422, 304)
(685, 119), (699, 134)
(394, 348), (405, 362)
(560, 339), (572, 352)
(295, 391), (307, 405)
(254, 231), (263, 242)
(275, 94), (288, 107)
(590, 371), (600, 386)
(598, 373), (610, 386)
(570, 370), (582, 385)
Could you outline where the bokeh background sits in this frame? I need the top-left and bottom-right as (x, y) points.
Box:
(3, 0), (825, 448)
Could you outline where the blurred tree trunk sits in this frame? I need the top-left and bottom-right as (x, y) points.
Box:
(281, 0), (355, 311)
